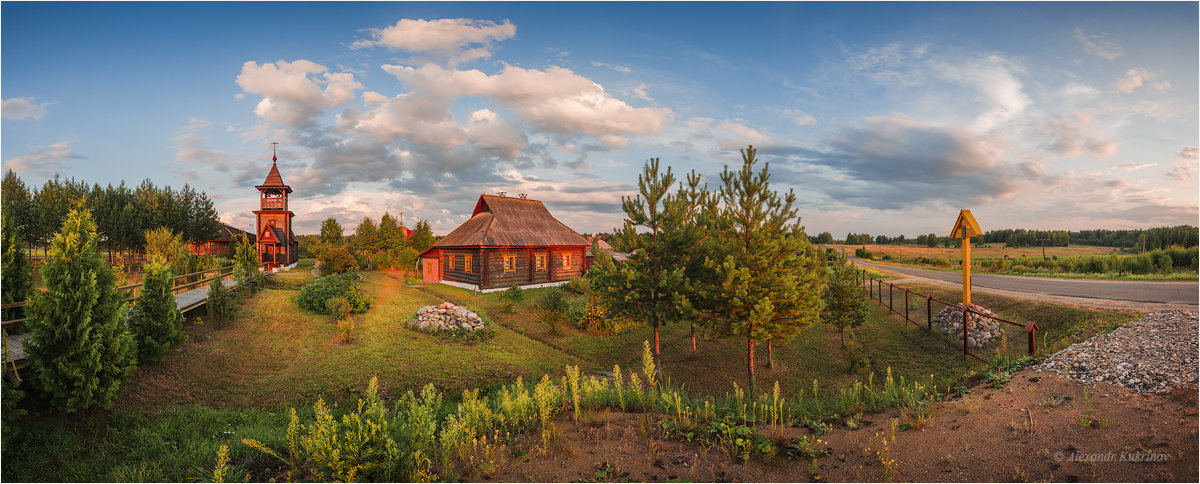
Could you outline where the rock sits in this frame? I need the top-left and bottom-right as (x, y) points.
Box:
(967, 337), (977, 348)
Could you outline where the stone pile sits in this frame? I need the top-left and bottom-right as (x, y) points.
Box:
(407, 302), (488, 332)
(1034, 310), (1198, 393)
(930, 303), (1006, 349)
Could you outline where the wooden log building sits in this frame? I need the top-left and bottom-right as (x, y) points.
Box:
(188, 223), (253, 257)
(418, 193), (590, 290)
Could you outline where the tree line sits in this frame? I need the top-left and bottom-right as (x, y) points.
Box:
(302, 213), (436, 273)
(807, 225), (1197, 251)
(2, 170), (222, 258)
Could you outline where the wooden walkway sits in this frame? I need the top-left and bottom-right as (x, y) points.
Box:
(4, 278), (240, 369)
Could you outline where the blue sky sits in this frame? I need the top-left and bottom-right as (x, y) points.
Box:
(3, 1), (1197, 237)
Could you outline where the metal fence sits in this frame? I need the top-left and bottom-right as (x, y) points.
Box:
(856, 268), (1039, 363)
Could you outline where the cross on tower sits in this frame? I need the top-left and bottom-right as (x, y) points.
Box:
(271, 142), (279, 162)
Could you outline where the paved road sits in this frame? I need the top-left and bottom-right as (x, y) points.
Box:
(852, 258), (1198, 306)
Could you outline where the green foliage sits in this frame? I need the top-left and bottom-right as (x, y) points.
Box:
(498, 285), (524, 313)
(371, 252), (393, 271)
(318, 246), (359, 275)
(327, 296), (352, 321)
(2, 210), (32, 322)
(392, 247), (417, 271)
(822, 256), (869, 348)
(533, 288), (569, 334)
(26, 207), (136, 412)
(232, 232), (262, 293)
(410, 220), (436, 253)
(2, 339), (27, 450)
(379, 213), (409, 253)
(319, 218), (344, 246)
(205, 277), (237, 327)
(129, 261), (186, 364)
(353, 216), (381, 253)
(855, 246), (874, 260)
(297, 274), (371, 315)
(703, 145), (826, 395)
(144, 226), (189, 273)
(564, 276), (589, 295)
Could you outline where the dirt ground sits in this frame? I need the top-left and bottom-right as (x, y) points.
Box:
(491, 370), (1198, 482)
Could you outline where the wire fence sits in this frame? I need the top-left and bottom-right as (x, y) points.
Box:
(854, 268), (1040, 364)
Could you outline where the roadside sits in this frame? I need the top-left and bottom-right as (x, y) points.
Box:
(851, 257), (1198, 313)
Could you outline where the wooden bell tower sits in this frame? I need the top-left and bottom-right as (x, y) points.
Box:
(254, 143), (296, 268)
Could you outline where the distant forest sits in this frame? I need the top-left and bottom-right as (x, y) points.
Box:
(815, 225), (1198, 251)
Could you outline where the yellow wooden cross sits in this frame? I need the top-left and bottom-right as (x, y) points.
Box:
(950, 209), (983, 305)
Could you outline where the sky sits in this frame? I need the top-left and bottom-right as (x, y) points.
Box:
(3, 1), (1197, 238)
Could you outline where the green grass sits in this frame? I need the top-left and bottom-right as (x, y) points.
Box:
(2, 264), (1145, 481)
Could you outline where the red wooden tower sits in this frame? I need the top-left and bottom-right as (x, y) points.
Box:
(254, 144), (298, 268)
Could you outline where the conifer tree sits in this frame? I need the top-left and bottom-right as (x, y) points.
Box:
(129, 260), (185, 364)
(702, 146), (825, 395)
(233, 232), (261, 293)
(379, 212), (407, 252)
(2, 212), (32, 322)
(320, 218), (344, 246)
(592, 158), (697, 378)
(411, 220), (436, 253)
(822, 253), (868, 348)
(354, 216), (380, 253)
(26, 207), (136, 412)
(206, 275), (236, 327)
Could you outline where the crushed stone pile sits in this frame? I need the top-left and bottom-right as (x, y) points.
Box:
(930, 303), (1006, 348)
(1034, 310), (1199, 393)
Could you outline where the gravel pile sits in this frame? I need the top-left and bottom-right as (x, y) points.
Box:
(407, 302), (489, 333)
(1034, 310), (1199, 393)
(931, 303), (1007, 349)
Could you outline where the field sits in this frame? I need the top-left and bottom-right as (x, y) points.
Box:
(830, 243), (1122, 260)
(2, 259), (1179, 482)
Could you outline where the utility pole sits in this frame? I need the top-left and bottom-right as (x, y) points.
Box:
(1037, 238), (1048, 262)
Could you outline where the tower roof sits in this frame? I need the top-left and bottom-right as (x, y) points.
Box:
(256, 156), (293, 193)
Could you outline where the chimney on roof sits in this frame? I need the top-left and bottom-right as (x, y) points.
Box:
(519, 193), (528, 200)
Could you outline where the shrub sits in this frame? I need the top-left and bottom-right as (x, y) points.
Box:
(206, 277), (236, 327)
(319, 247), (358, 275)
(533, 288), (569, 335)
(232, 232), (261, 294)
(372, 252), (393, 271)
(297, 274), (371, 315)
(498, 285), (524, 313)
(326, 296), (352, 320)
(129, 261), (186, 364)
(565, 277), (589, 295)
(393, 248), (418, 271)
(26, 207), (136, 412)
(565, 296), (588, 329)
(855, 247), (874, 260)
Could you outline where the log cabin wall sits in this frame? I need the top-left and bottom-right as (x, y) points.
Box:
(441, 248), (481, 285)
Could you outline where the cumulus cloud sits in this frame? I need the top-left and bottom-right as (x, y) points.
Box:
(2, 97), (54, 120)
(1072, 28), (1124, 60)
(1116, 68), (1153, 93)
(933, 55), (1030, 131)
(778, 109), (817, 126)
(1167, 146), (1198, 181)
(761, 117), (1033, 210)
(351, 18), (516, 65)
(1042, 112), (1119, 159)
(2, 141), (84, 177)
(236, 60), (361, 128)
(629, 83), (653, 102)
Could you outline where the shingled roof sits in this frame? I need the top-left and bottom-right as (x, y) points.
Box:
(256, 162), (293, 193)
(425, 194), (590, 250)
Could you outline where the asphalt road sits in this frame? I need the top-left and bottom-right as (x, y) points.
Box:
(852, 258), (1199, 306)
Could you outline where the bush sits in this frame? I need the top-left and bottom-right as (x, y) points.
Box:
(498, 285), (524, 313)
(206, 277), (237, 327)
(393, 247), (417, 271)
(533, 288), (569, 335)
(565, 277), (589, 295)
(297, 274), (371, 315)
(565, 296), (588, 329)
(128, 261), (186, 364)
(26, 207), (136, 412)
(372, 252), (393, 271)
(319, 247), (358, 275)
(232, 233), (262, 294)
(855, 247), (874, 260)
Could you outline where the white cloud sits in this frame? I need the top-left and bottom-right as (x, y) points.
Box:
(173, 118), (235, 173)
(1168, 146), (1198, 181)
(778, 109), (817, 126)
(1152, 81), (1172, 93)
(933, 54), (1030, 132)
(351, 18), (516, 65)
(2, 97), (54, 120)
(1072, 28), (1124, 60)
(1116, 68), (1153, 93)
(2, 141), (82, 176)
(629, 83), (653, 102)
(236, 60), (361, 128)
(591, 61), (632, 74)
(1042, 111), (1119, 160)
(714, 119), (770, 148)
(1059, 82), (1099, 98)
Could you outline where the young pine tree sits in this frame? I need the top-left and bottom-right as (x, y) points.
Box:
(233, 232), (261, 293)
(591, 158), (697, 379)
(702, 146), (825, 395)
(1, 211), (32, 322)
(130, 260), (185, 363)
(206, 276), (236, 327)
(320, 217), (344, 246)
(26, 207), (136, 412)
(822, 254), (869, 348)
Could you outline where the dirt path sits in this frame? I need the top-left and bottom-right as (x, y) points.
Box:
(854, 258), (1198, 312)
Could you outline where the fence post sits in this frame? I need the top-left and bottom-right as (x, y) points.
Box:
(904, 288), (909, 324)
(926, 295), (933, 330)
(1025, 321), (1039, 355)
(888, 283), (893, 311)
(963, 305), (970, 355)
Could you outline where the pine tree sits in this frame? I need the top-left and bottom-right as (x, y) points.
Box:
(206, 276), (236, 327)
(233, 232), (261, 293)
(702, 146), (825, 395)
(129, 260), (185, 364)
(26, 206), (136, 412)
(411, 220), (436, 253)
(379, 213), (407, 252)
(592, 158), (697, 379)
(822, 253), (869, 348)
(320, 218), (344, 246)
(354, 216), (380, 253)
(2, 211), (32, 322)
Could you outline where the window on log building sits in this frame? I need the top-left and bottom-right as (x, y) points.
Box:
(503, 254), (516, 273)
